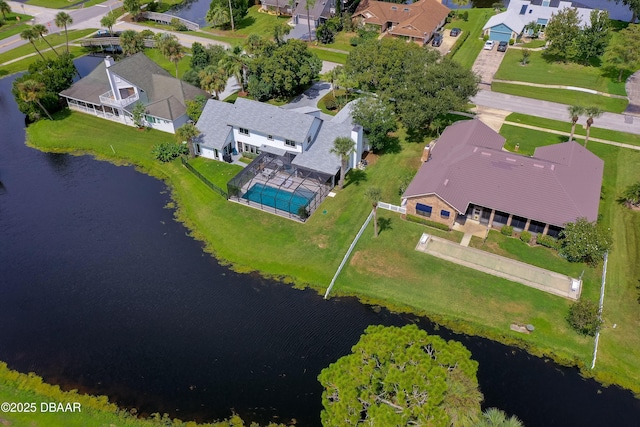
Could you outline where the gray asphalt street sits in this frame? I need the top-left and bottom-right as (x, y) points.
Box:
(471, 90), (640, 135)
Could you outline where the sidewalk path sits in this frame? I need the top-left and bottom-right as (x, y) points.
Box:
(625, 70), (640, 116)
(492, 79), (628, 99)
(472, 90), (640, 135)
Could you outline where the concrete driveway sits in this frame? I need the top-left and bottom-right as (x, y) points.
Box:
(472, 46), (507, 88)
(433, 29), (461, 55)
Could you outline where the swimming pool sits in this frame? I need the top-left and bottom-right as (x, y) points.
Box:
(243, 183), (314, 215)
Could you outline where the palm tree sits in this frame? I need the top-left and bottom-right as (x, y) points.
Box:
(474, 408), (524, 427)
(584, 106), (603, 147)
(100, 13), (116, 36)
(20, 27), (46, 61)
(227, 0), (235, 31)
(165, 38), (184, 78)
(175, 123), (201, 158)
(0, 0), (11, 20)
(157, 34), (184, 78)
(16, 79), (52, 120)
(55, 12), (73, 54)
(451, 0), (470, 17)
(364, 186), (382, 238)
(567, 105), (584, 142)
(304, 0), (317, 42)
(206, 5), (230, 28)
(220, 46), (248, 92)
(330, 136), (355, 189)
(199, 66), (228, 100)
(33, 24), (59, 56)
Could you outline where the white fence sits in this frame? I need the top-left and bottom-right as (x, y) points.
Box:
(378, 201), (406, 214)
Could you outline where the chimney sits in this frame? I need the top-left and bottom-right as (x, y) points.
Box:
(421, 142), (432, 162)
(104, 56), (115, 68)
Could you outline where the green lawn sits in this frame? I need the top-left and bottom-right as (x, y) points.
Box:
(491, 82), (629, 113)
(186, 29), (242, 47)
(494, 49), (627, 95)
(505, 113), (640, 147)
(0, 28), (95, 65)
(518, 39), (546, 48)
(317, 31), (355, 52)
(309, 46), (348, 64)
(143, 47), (192, 78)
(198, 5), (289, 39)
(0, 13), (33, 41)
(447, 8), (495, 70)
(499, 124), (566, 155)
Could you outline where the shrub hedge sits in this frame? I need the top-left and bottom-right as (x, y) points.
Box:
(500, 225), (513, 236)
(406, 214), (451, 231)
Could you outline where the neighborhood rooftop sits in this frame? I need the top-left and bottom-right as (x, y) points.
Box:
(403, 119), (604, 227)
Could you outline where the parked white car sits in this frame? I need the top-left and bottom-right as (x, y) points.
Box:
(483, 40), (495, 50)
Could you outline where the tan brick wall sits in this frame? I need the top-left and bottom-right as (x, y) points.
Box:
(405, 194), (456, 228)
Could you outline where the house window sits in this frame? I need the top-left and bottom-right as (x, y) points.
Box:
(196, 143), (201, 154)
(145, 115), (157, 124)
(416, 203), (432, 217)
(285, 139), (296, 147)
(440, 209), (450, 219)
(268, 135), (273, 140)
(239, 127), (249, 135)
(307, 136), (311, 143)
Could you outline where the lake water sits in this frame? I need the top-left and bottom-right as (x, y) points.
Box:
(0, 56), (639, 426)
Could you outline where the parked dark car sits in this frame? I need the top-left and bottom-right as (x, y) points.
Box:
(497, 41), (508, 52)
(450, 27), (461, 37)
(431, 33), (443, 47)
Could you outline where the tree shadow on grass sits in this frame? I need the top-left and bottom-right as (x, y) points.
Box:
(52, 108), (72, 121)
(378, 216), (393, 235)
(236, 16), (257, 31)
(344, 168), (367, 188)
(405, 127), (433, 144)
(377, 135), (402, 154)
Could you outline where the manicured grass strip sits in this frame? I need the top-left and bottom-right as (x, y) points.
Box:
(494, 49), (626, 96)
(505, 113), (640, 147)
(0, 46), (86, 76)
(143, 47), (191, 79)
(24, 110), (640, 396)
(499, 124), (567, 155)
(492, 82), (629, 113)
(186, 30), (240, 47)
(0, 14), (33, 41)
(519, 39), (546, 48)
(447, 8), (495, 70)
(0, 28), (95, 64)
(309, 47), (347, 64)
(318, 31), (355, 53)
(188, 157), (243, 190)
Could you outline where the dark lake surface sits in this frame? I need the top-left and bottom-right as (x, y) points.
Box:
(1, 56), (640, 426)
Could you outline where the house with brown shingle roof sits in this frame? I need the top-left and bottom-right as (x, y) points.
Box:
(353, 0), (450, 46)
(402, 119), (604, 237)
(60, 53), (208, 134)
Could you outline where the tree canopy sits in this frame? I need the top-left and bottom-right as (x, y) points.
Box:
(318, 324), (483, 426)
(12, 53), (76, 120)
(248, 39), (321, 100)
(208, 0), (248, 30)
(345, 38), (478, 133)
(544, 8), (609, 63)
(559, 217), (613, 264)
(351, 96), (397, 152)
(604, 24), (640, 82)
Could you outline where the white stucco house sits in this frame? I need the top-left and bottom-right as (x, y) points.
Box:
(483, 0), (594, 42)
(60, 53), (208, 134)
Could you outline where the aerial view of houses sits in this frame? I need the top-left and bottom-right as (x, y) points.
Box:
(1, 0), (640, 425)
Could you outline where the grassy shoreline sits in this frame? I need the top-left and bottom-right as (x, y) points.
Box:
(23, 110), (640, 399)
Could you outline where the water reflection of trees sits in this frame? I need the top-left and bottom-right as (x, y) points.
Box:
(169, 0), (202, 13)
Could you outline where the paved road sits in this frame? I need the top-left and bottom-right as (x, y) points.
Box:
(282, 81), (331, 110)
(1, 0), (122, 54)
(472, 90), (640, 135)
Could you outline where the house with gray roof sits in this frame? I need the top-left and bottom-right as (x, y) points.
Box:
(195, 97), (364, 220)
(402, 119), (604, 237)
(483, 0), (594, 42)
(60, 53), (208, 134)
(195, 97), (364, 176)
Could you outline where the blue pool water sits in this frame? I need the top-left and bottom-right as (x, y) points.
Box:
(243, 183), (314, 214)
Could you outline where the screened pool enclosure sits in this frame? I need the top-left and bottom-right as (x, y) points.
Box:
(227, 152), (334, 221)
